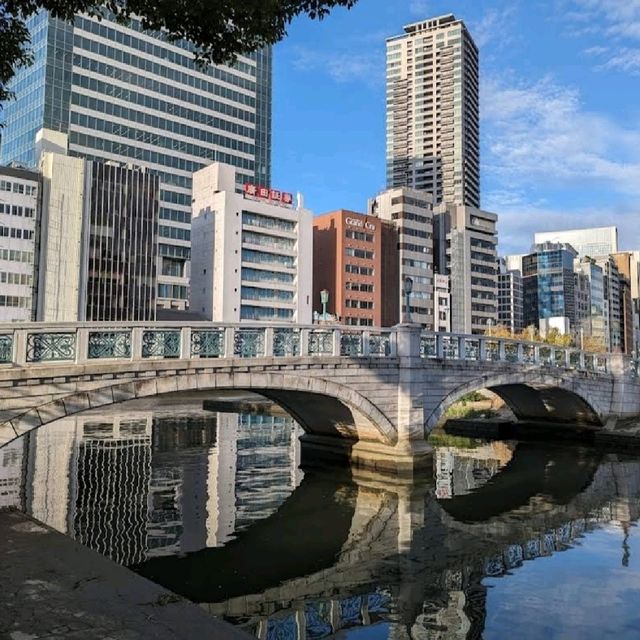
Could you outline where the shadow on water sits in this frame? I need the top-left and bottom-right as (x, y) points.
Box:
(10, 407), (640, 638)
(437, 442), (603, 523)
(132, 470), (357, 602)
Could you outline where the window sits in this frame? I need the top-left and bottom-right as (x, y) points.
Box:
(345, 264), (374, 276)
(346, 247), (374, 260)
(345, 230), (374, 242)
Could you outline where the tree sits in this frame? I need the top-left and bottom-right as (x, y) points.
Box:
(483, 323), (513, 338)
(582, 334), (607, 353)
(544, 327), (573, 348)
(1, 0), (358, 106)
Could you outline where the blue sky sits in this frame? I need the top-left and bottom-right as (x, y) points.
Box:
(271, 0), (640, 255)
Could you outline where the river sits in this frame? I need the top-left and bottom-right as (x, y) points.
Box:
(2, 403), (639, 639)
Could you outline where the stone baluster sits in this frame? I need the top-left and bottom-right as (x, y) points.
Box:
(131, 327), (143, 360)
(75, 328), (89, 364)
(458, 335), (466, 360)
(180, 326), (192, 359)
(498, 340), (506, 362)
(13, 329), (27, 365)
(224, 326), (235, 358)
(516, 342), (524, 363)
(332, 328), (342, 357)
(264, 327), (274, 357)
(478, 337), (487, 361)
(362, 330), (371, 356)
(299, 328), (309, 357)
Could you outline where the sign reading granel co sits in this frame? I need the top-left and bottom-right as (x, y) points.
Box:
(243, 183), (294, 207)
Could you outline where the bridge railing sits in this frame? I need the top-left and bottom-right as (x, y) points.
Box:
(0, 322), (619, 374)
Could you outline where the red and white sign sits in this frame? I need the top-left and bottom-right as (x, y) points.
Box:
(244, 183), (294, 207)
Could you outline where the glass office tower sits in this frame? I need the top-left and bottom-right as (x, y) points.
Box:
(0, 13), (272, 311)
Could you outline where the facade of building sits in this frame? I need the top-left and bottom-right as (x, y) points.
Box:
(386, 14), (480, 208)
(0, 166), (40, 321)
(497, 258), (524, 334)
(190, 163), (312, 323)
(534, 227), (618, 259)
(313, 210), (392, 327)
(521, 242), (578, 335)
(0, 13), (272, 311)
(37, 150), (158, 321)
(434, 204), (497, 334)
(596, 256), (623, 352)
(368, 187), (434, 328)
(612, 251), (640, 354)
(574, 257), (607, 348)
(433, 273), (451, 332)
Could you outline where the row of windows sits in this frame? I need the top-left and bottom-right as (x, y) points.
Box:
(402, 258), (429, 269)
(241, 267), (295, 285)
(0, 180), (37, 196)
(471, 251), (496, 264)
(391, 195), (430, 209)
(240, 305), (293, 321)
(69, 131), (254, 176)
(400, 227), (431, 239)
(346, 299), (374, 310)
(158, 284), (188, 299)
(392, 211), (430, 224)
(161, 257), (184, 277)
(159, 225), (190, 241)
(71, 110), (255, 164)
(75, 16), (257, 83)
(0, 204), (35, 218)
(0, 227), (33, 240)
(72, 69), (255, 131)
(159, 243), (190, 259)
(345, 264), (374, 276)
(0, 249), (33, 263)
(470, 237), (495, 250)
(345, 317), (373, 326)
(399, 242), (430, 254)
(0, 271), (32, 285)
(73, 35), (257, 108)
(411, 276), (431, 285)
(241, 286), (294, 302)
(242, 230), (296, 252)
(346, 247), (374, 260)
(0, 295), (31, 308)
(242, 211), (296, 233)
(242, 249), (295, 269)
(345, 230), (374, 242)
(72, 90), (254, 144)
(345, 282), (374, 292)
(160, 208), (191, 224)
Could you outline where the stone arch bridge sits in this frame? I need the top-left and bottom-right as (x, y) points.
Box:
(0, 322), (638, 474)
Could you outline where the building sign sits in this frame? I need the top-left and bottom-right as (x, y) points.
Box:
(243, 183), (294, 207)
(345, 216), (376, 231)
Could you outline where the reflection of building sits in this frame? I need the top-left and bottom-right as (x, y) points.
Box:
(191, 162), (313, 323)
(22, 408), (303, 564)
(0, 438), (25, 509)
(386, 15), (480, 209)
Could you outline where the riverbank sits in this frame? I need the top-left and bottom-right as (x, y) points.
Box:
(0, 510), (250, 639)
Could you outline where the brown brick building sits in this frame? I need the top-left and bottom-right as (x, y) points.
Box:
(313, 210), (398, 327)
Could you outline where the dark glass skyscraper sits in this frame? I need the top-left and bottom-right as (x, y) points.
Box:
(1, 12), (272, 311)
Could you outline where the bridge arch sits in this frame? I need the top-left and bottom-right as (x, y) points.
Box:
(425, 371), (607, 432)
(3, 371), (397, 447)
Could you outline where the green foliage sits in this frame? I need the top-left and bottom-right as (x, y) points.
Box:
(0, 0), (358, 110)
(427, 432), (480, 449)
(459, 391), (485, 403)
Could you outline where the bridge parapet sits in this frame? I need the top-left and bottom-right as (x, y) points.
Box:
(0, 321), (627, 375)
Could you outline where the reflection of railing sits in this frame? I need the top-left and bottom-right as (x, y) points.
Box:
(0, 322), (626, 374)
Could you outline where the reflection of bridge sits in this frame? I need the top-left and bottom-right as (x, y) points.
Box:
(13, 407), (640, 639)
(1, 322), (639, 474)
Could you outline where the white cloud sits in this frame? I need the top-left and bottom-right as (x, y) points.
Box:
(471, 6), (517, 50)
(482, 74), (640, 194)
(598, 47), (640, 73)
(481, 74), (640, 253)
(290, 46), (383, 86)
(408, 0), (430, 17)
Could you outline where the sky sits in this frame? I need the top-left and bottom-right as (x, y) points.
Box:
(271, 0), (640, 256)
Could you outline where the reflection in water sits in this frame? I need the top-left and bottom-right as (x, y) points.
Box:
(8, 409), (640, 639)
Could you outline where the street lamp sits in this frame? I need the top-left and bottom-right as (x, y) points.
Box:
(320, 289), (329, 322)
(402, 276), (413, 324)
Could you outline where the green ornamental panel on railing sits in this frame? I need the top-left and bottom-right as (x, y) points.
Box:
(308, 330), (333, 356)
(273, 328), (300, 357)
(26, 332), (76, 362)
(369, 334), (391, 356)
(191, 329), (224, 358)
(142, 330), (181, 358)
(0, 335), (12, 363)
(234, 328), (265, 358)
(88, 331), (131, 359)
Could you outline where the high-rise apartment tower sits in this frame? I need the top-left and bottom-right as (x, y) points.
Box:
(0, 13), (271, 311)
(386, 14), (480, 208)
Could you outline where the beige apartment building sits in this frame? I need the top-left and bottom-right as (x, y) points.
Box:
(386, 14), (480, 208)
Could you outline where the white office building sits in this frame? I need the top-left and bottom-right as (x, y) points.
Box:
(368, 187), (434, 328)
(534, 227), (618, 259)
(191, 163), (313, 323)
(0, 165), (39, 321)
